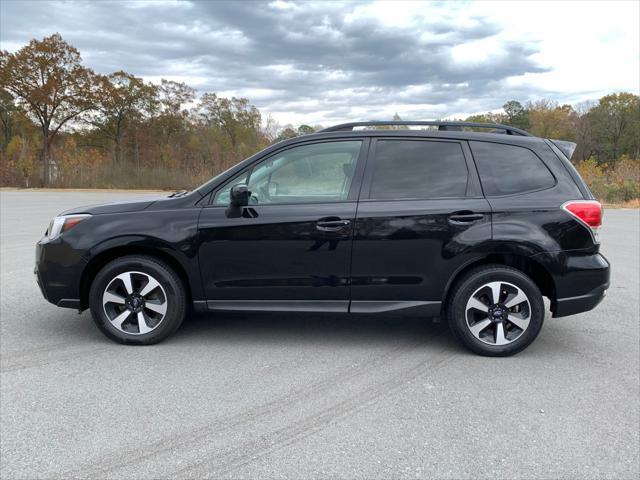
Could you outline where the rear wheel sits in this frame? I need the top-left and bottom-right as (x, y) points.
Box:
(89, 255), (187, 345)
(447, 265), (544, 356)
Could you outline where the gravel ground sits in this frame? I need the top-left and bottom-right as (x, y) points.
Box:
(1, 190), (638, 479)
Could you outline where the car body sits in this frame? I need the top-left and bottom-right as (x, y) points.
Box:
(35, 121), (610, 356)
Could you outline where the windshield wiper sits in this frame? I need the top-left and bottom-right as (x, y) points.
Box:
(168, 190), (189, 198)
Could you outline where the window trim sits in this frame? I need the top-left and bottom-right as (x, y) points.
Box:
(360, 137), (474, 202)
(205, 138), (370, 207)
(468, 140), (558, 198)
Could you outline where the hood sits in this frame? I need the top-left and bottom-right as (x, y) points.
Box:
(61, 195), (166, 215)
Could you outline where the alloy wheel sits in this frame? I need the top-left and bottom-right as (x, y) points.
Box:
(102, 271), (168, 335)
(465, 281), (531, 345)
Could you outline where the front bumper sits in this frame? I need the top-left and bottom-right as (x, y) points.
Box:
(35, 236), (86, 309)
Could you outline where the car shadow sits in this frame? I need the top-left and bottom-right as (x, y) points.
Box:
(171, 311), (458, 349)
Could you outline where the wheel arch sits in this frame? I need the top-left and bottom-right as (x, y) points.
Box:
(79, 243), (195, 311)
(443, 253), (556, 312)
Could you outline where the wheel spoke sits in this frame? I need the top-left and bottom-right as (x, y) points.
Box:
(466, 280), (533, 346)
(467, 297), (489, 313)
(110, 310), (131, 328)
(139, 276), (161, 297)
(118, 272), (134, 294)
(137, 312), (153, 334)
(145, 301), (166, 316)
(103, 292), (125, 305)
(507, 312), (530, 330)
(505, 290), (527, 308)
(103, 270), (168, 336)
(469, 319), (492, 338)
(495, 322), (508, 345)
(488, 282), (502, 304)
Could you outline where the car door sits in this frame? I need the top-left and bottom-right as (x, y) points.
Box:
(197, 138), (368, 312)
(350, 137), (491, 315)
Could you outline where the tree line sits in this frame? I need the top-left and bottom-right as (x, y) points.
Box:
(1, 34), (638, 202)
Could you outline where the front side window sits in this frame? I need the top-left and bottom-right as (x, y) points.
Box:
(212, 171), (249, 205)
(215, 141), (361, 205)
(368, 140), (468, 199)
(470, 141), (555, 196)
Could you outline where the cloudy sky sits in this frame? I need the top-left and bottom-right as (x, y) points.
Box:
(1, 0), (638, 126)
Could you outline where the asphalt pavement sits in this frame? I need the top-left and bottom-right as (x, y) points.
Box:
(1, 190), (638, 479)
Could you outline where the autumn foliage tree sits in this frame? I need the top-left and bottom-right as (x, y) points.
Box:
(91, 71), (157, 165)
(0, 34), (638, 203)
(0, 33), (96, 184)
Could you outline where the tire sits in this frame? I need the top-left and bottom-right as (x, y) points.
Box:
(446, 265), (544, 357)
(89, 255), (187, 345)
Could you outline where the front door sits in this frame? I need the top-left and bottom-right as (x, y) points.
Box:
(350, 138), (492, 314)
(197, 139), (368, 312)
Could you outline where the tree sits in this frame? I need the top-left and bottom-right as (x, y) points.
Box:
(526, 99), (574, 140)
(0, 33), (97, 184)
(571, 100), (598, 161)
(297, 124), (315, 135)
(154, 79), (194, 143)
(589, 92), (640, 162)
(502, 100), (530, 130)
(464, 112), (506, 131)
(275, 126), (297, 142)
(198, 93), (261, 149)
(91, 71), (157, 165)
(0, 89), (17, 153)
(158, 79), (195, 117)
(6, 135), (38, 187)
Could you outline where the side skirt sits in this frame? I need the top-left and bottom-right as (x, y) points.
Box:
(193, 300), (442, 316)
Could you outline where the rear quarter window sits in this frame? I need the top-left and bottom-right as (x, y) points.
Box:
(470, 141), (555, 196)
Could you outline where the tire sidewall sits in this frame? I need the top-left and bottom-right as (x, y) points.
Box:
(89, 256), (186, 345)
(448, 267), (545, 356)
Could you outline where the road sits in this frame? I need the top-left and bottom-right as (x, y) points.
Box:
(1, 190), (638, 479)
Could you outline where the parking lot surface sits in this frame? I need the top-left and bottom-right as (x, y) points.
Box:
(1, 190), (638, 479)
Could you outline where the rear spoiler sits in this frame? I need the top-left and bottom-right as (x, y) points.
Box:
(549, 139), (577, 160)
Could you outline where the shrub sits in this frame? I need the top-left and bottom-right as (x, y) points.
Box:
(575, 156), (640, 203)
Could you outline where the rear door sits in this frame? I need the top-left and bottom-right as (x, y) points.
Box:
(350, 137), (491, 314)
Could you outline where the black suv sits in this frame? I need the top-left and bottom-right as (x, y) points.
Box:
(35, 121), (610, 356)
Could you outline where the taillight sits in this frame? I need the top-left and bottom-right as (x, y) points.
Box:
(562, 200), (602, 243)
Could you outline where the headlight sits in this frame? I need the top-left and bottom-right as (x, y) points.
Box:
(47, 214), (91, 239)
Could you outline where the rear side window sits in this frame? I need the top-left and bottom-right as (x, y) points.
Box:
(470, 141), (555, 196)
(368, 140), (468, 199)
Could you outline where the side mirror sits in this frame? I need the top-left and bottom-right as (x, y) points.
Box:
(226, 184), (251, 218)
(230, 184), (251, 207)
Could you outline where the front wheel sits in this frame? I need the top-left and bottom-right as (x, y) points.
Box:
(89, 255), (187, 345)
(447, 265), (545, 357)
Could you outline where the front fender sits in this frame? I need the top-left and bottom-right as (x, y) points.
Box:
(73, 207), (203, 303)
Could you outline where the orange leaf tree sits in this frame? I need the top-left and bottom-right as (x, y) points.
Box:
(0, 33), (97, 184)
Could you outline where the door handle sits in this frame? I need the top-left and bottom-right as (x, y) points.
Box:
(316, 218), (351, 231)
(448, 212), (484, 224)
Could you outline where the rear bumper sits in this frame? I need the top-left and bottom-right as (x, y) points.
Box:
(553, 282), (608, 318)
(535, 251), (610, 318)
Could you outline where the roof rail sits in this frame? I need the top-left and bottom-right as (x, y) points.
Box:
(319, 121), (532, 136)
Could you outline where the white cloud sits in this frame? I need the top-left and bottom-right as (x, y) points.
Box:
(1, 0), (637, 125)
